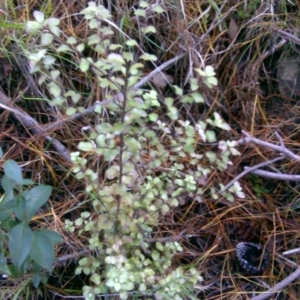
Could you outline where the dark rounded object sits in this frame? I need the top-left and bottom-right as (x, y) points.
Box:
(236, 242), (269, 275)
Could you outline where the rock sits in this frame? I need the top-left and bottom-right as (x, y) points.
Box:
(277, 55), (300, 98)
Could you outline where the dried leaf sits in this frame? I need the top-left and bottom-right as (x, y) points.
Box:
(228, 18), (238, 41)
(150, 72), (174, 89)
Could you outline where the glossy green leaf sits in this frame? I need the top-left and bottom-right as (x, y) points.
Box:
(39, 229), (63, 245)
(25, 185), (52, 220)
(21, 179), (34, 185)
(1, 175), (15, 194)
(0, 199), (15, 221)
(13, 195), (27, 222)
(9, 223), (33, 270)
(0, 251), (10, 275)
(32, 272), (41, 288)
(3, 160), (23, 185)
(29, 231), (54, 272)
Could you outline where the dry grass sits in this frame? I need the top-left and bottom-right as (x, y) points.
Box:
(1, 0), (300, 299)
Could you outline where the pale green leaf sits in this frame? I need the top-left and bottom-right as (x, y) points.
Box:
(50, 70), (60, 80)
(105, 165), (120, 179)
(151, 250), (160, 261)
(43, 55), (56, 66)
(126, 40), (138, 47)
(67, 37), (77, 44)
(57, 45), (72, 52)
(102, 149), (119, 162)
(76, 43), (85, 52)
(66, 107), (77, 115)
(79, 58), (90, 72)
(33, 11), (44, 23)
(26, 21), (42, 34)
(78, 142), (94, 152)
(89, 18), (98, 29)
(46, 18), (60, 27)
(173, 85), (183, 96)
(165, 97), (173, 107)
(134, 9), (146, 17)
(41, 33), (53, 45)
(191, 92), (204, 103)
(181, 95), (193, 103)
(206, 130), (216, 142)
(148, 113), (158, 121)
(190, 78), (199, 91)
(139, 1), (149, 7)
(48, 82), (61, 97)
(153, 5), (164, 13)
(139, 53), (157, 61)
(204, 65), (216, 76)
(88, 34), (100, 45)
(107, 53), (125, 65)
(141, 26), (156, 34)
(49, 26), (60, 37)
(123, 52), (133, 61)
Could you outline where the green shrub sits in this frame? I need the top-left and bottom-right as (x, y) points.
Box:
(0, 149), (62, 287)
(24, 2), (243, 299)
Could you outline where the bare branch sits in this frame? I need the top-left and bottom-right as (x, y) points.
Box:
(219, 156), (284, 193)
(245, 168), (300, 181)
(238, 130), (300, 162)
(250, 267), (300, 300)
(0, 90), (71, 163)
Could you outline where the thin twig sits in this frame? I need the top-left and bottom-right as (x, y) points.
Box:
(219, 156), (284, 193)
(0, 90), (71, 163)
(134, 53), (186, 90)
(271, 27), (300, 45)
(238, 131), (300, 162)
(282, 248), (300, 256)
(244, 168), (300, 181)
(250, 267), (300, 300)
